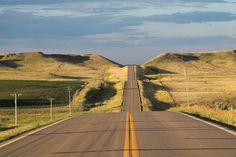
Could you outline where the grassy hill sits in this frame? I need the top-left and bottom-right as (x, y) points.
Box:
(0, 52), (122, 80)
(0, 51), (126, 107)
(0, 52), (126, 141)
(143, 50), (236, 75)
(139, 50), (236, 111)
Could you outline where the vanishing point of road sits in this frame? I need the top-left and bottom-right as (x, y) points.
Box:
(0, 65), (236, 157)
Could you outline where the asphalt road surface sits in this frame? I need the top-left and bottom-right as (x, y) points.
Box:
(122, 65), (142, 112)
(0, 65), (235, 157)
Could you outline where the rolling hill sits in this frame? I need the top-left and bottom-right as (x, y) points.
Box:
(139, 50), (236, 110)
(0, 51), (126, 113)
(0, 52), (122, 80)
(142, 50), (236, 75)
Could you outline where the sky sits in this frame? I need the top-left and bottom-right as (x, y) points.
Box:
(0, 0), (236, 64)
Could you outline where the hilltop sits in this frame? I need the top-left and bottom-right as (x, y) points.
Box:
(138, 50), (236, 111)
(142, 50), (236, 74)
(0, 52), (122, 80)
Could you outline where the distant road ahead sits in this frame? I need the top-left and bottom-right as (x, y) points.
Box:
(0, 65), (236, 157)
(122, 65), (142, 112)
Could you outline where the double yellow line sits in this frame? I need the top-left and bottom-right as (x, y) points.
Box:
(124, 112), (139, 157)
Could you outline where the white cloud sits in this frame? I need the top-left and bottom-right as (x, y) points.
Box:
(0, 3), (103, 17)
(126, 21), (236, 38)
(0, 1), (147, 17)
(0, 0), (235, 19)
(83, 32), (148, 45)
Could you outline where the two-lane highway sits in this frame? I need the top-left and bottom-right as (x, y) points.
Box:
(0, 65), (236, 157)
(122, 65), (141, 112)
(124, 66), (236, 157)
(0, 113), (126, 157)
(124, 65), (236, 157)
(134, 111), (236, 157)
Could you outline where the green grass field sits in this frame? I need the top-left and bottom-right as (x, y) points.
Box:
(0, 105), (82, 142)
(0, 76), (125, 141)
(0, 80), (84, 106)
(0, 52), (125, 142)
(0, 80), (84, 142)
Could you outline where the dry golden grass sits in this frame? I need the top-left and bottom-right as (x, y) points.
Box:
(89, 81), (125, 113)
(71, 80), (104, 108)
(0, 105), (83, 142)
(104, 66), (128, 82)
(138, 80), (174, 111)
(141, 50), (236, 108)
(0, 52), (121, 81)
(71, 66), (127, 112)
(0, 52), (126, 142)
(143, 50), (236, 74)
(139, 51), (236, 126)
(170, 105), (236, 127)
(159, 74), (236, 107)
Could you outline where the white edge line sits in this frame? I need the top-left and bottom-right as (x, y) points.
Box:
(0, 116), (77, 149)
(176, 111), (236, 136)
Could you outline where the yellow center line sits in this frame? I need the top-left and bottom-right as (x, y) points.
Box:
(123, 112), (140, 157)
(123, 112), (130, 157)
(130, 112), (140, 157)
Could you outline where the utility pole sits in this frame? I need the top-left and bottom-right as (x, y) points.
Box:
(67, 86), (72, 116)
(10, 93), (22, 126)
(48, 98), (55, 121)
(182, 56), (190, 106)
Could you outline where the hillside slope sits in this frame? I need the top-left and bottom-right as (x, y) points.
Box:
(0, 52), (122, 80)
(142, 50), (236, 74)
(139, 50), (236, 110)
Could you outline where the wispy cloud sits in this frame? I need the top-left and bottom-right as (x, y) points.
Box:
(83, 32), (148, 46)
(126, 21), (236, 38)
(0, 3), (102, 17)
(142, 11), (236, 23)
(0, 0), (233, 18)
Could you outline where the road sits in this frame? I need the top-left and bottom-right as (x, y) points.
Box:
(0, 65), (236, 157)
(122, 65), (142, 112)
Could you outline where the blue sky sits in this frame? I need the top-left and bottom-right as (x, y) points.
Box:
(0, 0), (236, 64)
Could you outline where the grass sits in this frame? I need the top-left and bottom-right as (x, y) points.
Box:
(89, 81), (125, 112)
(139, 51), (236, 127)
(89, 66), (127, 112)
(0, 52), (121, 81)
(88, 67), (127, 112)
(140, 50), (236, 109)
(0, 77), (123, 142)
(0, 52), (125, 142)
(153, 73), (236, 108)
(0, 80), (85, 142)
(169, 105), (236, 127)
(138, 80), (148, 111)
(0, 105), (82, 142)
(72, 67), (127, 112)
(138, 80), (174, 111)
(0, 80), (84, 106)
